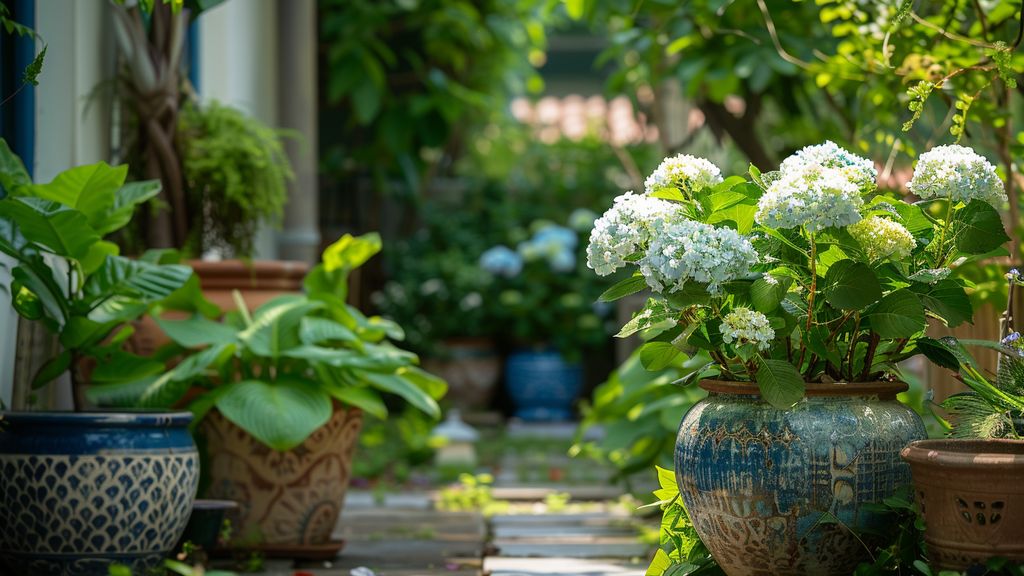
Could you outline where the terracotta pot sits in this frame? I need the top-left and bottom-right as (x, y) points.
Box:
(200, 404), (362, 556)
(421, 338), (501, 411)
(676, 380), (925, 576)
(901, 439), (1024, 570)
(129, 259), (309, 356)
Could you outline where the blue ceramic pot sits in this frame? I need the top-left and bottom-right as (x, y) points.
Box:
(0, 412), (200, 575)
(505, 349), (582, 421)
(676, 381), (925, 576)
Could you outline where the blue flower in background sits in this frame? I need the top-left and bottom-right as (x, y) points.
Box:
(480, 245), (523, 278)
(569, 208), (598, 232)
(548, 248), (576, 273)
(534, 225), (578, 250)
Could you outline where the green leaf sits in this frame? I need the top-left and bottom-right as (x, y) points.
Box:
(96, 180), (162, 236)
(80, 240), (119, 275)
(952, 200), (1010, 254)
(0, 139), (31, 194)
(823, 260), (882, 310)
(26, 162), (127, 223)
(83, 256), (192, 303)
(326, 384), (388, 419)
(31, 350), (70, 389)
(155, 314), (238, 348)
(916, 337), (960, 371)
(215, 378), (333, 451)
(664, 283), (711, 308)
(565, 0), (586, 20)
(154, 273), (221, 318)
(640, 341), (682, 371)
(299, 316), (359, 345)
(617, 298), (676, 338)
(866, 289), (927, 338)
(363, 371), (441, 419)
(0, 197), (98, 260)
(238, 296), (323, 357)
(755, 357), (805, 409)
(910, 279), (972, 328)
(599, 274), (647, 302)
(89, 350), (165, 384)
(21, 44), (45, 86)
(750, 277), (791, 313)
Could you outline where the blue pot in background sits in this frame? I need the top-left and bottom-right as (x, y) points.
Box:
(675, 381), (925, 576)
(505, 349), (582, 421)
(0, 412), (200, 576)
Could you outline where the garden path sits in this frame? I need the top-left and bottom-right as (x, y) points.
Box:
(255, 422), (653, 576)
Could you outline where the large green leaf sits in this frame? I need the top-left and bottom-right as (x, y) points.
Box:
(617, 298), (677, 338)
(362, 370), (441, 419)
(90, 342), (235, 408)
(598, 274), (647, 302)
(83, 256), (192, 303)
(299, 316), (359, 345)
(866, 289), (927, 338)
(305, 232), (382, 299)
(952, 200), (1010, 255)
(240, 297), (324, 357)
(910, 279), (972, 328)
(215, 378), (333, 451)
(155, 314), (239, 348)
(323, 380), (388, 419)
(154, 273), (221, 318)
(750, 276), (792, 313)
(0, 198), (98, 260)
(754, 357), (805, 409)
(0, 138), (31, 194)
(640, 341), (682, 371)
(823, 260), (882, 311)
(89, 350), (165, 384)
(95, 180), (162, 236)
(0, 218), (67, 324)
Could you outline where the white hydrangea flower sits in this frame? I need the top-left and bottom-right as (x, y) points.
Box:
(848, 216), (916, 262)
(907, 144), (1006, 207)
(586, 192), (680, 276)
(721, 307), (775, 351)
(639, 219), (758, 294)
(756, 164), (864, 232)
(644, 154), (724, 196)
(779, 140), (877, 191)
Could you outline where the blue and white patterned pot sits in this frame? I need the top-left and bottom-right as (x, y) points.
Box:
(505, 349), (582, 421)
(0, 411), (200, 576)
(675, 381), (925, 576)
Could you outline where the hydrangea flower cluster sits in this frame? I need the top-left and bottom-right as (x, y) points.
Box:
(907, 144), (1006, 207)
(721, 308), (775, 351)
(755, 163), (865, 232)
(518, 225), (578, 273)
(479, 245), (523, 278)
(847, 216), (915, 262)
(779, 140), (877, 191)
(586, 192), (679, 276)
(639, 219), (758, 294)
(643, 153), (724, 196)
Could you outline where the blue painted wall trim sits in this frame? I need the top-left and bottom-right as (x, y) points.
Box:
(0, 0), (36, 178)
(188, 18), (200, 93)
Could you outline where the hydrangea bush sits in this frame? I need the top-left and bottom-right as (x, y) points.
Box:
(589, 142), (1011, 407)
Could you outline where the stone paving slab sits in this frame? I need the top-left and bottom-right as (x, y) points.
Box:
(490, 486), (626, 501)
(345, 490), (434, 510)
(492, 524), (635, 538)
(491, 538), (648, 559)
(483, 556), (645, 576)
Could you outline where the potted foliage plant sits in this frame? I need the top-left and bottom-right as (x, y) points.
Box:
(90, 233), (447, 557)
(901, 270), (1024, 571)
(0, 140), (199, 574)
(482, 213), (614, 421)
(589, 142), (1009, 575)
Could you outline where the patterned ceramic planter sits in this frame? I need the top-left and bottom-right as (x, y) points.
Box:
(505, 349), (582, 421)
(676, 381), (925, 576)
(0, 411), (199, 576)
(902, 439), (1024, 570)
(421, 338), (501, 411)
(201, 405), (362, 557)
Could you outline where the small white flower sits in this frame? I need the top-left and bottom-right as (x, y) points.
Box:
(756, 164), (864, 232)
(639, 219), (757, 294)
(907, 144), (1006, 207)
(847, 216), (916, 262)
(586, 192), (680, 276)
(721, 307), (775, 351)
(762, 273), (779, 286)
(779, 140), (877, 191)
(644, 154), (724, 196)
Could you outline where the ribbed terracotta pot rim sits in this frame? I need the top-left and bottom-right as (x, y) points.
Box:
(186, 259), (309, 280)
(901, 438), (1024, 469)
(700, 379), (908, 399)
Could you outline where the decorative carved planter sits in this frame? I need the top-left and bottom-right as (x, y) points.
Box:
(902, 439), (1024, 570)
(676, 380), (925, 576)
(0, 412), (199, 575)
(421, 338), (501, 411)
(200, 405), (362, 557)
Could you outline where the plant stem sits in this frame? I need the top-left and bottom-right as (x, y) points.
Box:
(860, 332), (881, 382)
(797, 233), (818, 371)
(934, 198), (955, 267)
(71, 351), (86, 412)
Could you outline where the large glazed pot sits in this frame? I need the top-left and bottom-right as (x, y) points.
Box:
(505, 349), (582, 421)
(200, 405), (362, 556)
(676, 381), (925, 576)
(901, 439), (1024, 570)
(0, 412), (199, 575)
(422, 338), (501, 411)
